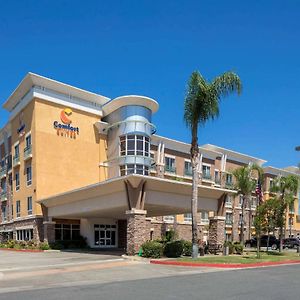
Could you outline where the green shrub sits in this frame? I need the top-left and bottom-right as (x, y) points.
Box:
(181, 240), (192, 256)
(164, 229), (177, 243)
(14, 243), (22, 250)
(141, 241), (164, 258)
(39, 242), (50, 250)
(224, 241), (234, 254)
(164, 240), (184, 258)
(49, 241), (64, 250)
(233, 242), (243, 255)
(6, 239), (16, 249)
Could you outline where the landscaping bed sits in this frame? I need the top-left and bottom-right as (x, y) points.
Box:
(150, 251), (300, 268)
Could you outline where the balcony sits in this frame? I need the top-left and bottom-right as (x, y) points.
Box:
(24, 145), (32, 161)
(165, 165), (176, 173)
(0, 166), (7, 178)
(251, 204), (257, 210)
(201, 219), (209, 225)
(0, 191), (7, 202)
(214, 177), (221, 185)
(225, 220), (233, 226)
(225, 202), (232, 208)
(13, 155), (20, 167)
(225, 182), (234, 190)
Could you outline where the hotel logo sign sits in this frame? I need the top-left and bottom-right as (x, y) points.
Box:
(53, 108), (79, 138)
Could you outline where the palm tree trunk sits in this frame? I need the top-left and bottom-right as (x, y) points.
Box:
(191, 126), (199, 259)
(240, 195), (245, 244)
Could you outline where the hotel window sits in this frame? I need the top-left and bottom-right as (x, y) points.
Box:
(14, 144), (19, 158)
(289, 204), (295, 214)
(269, 179), (274, 191)
(26, 166), (32, 186)
(202, 165), (211, 180)
(239, 213), (243, 225)
(8, 174), (12, 187)
(214, 170), (221, 184)
(184, 213), (192, 222)
(55, 224), (80, 241)
(201, 211), (209, 223)
(120, 135), (150, 157)
(225, 195), (233, 207)
(251, 197), (257, 209)
(27, 196), (32, 215)
(15, 172), (20, 191)
(16, 200), (20, 218)
(226, 173), (233, 185)
(11, 204), (13, 219)
(25, 134), (32, 150)
(238, 195), (244, 208)
(120, 164), (149, 176)
(1, 206), (7, 222)
(165, 156), (176, 173)
(150, 152), (155, 170)
(163, 215), (175, 222)
(184, 161), (192, 176)
(16, 229), (33, 241)
(225, 212), (233, 225)
(289, 217), (294, 226)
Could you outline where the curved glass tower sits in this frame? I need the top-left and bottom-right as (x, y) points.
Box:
(102, 95), (158, 178)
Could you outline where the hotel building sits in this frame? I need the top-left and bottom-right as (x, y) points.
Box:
(0, 73), (299, 254)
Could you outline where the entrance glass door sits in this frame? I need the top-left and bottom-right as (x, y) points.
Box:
(94, 224), (117, 247)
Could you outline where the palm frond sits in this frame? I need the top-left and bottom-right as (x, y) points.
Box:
(211, 71), (242, 100)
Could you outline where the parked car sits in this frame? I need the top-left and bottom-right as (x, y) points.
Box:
(283, 238), (300, 249)
(245, 235), (280, 250)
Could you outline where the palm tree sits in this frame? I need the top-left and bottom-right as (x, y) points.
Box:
(271, 175), (299, 252)
(184, 70), (242, 258)
(232, 165), (258, 244)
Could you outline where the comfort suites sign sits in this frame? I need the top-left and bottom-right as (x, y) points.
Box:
(53, 108), (80, 138)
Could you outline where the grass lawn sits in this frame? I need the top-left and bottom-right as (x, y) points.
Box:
(177, 251), (300, 264)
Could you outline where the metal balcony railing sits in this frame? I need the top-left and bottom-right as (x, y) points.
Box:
(24, 145), (32, 160)
(165, 165), (176, 173)
(202, 173), (212, 180)
(0, 166), (7, 178)
(13, 155), (20, 166)
(214, 177), (221, 185)
(225, 202), (232, 208)
(0, 191), (7, 202)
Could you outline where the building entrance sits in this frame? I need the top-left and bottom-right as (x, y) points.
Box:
(94, 224), (117, 247)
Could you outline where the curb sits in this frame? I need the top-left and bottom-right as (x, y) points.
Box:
(150, 259), (300, 269)
(0, 248), (44, 253)
(121, 254), (150, 263)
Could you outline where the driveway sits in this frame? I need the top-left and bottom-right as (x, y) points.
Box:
(0, 249), (124, 272)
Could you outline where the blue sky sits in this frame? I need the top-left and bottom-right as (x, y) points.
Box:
(0, 0), (299, 168)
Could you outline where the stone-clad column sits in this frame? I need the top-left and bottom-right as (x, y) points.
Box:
(43, 220), (56, 243)
(208, 216), (225, 249)
(126, 209), (147, 255)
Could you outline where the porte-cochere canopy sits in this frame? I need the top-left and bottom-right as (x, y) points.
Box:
(39, 174), (236, 219)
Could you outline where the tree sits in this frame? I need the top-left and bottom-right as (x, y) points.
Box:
(254, 197), (280, 257)
(271, 175), (299, 252)
(184, 70), (242, 258)
(232, 166), (253, 245)
(232, 164), (263, 244)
